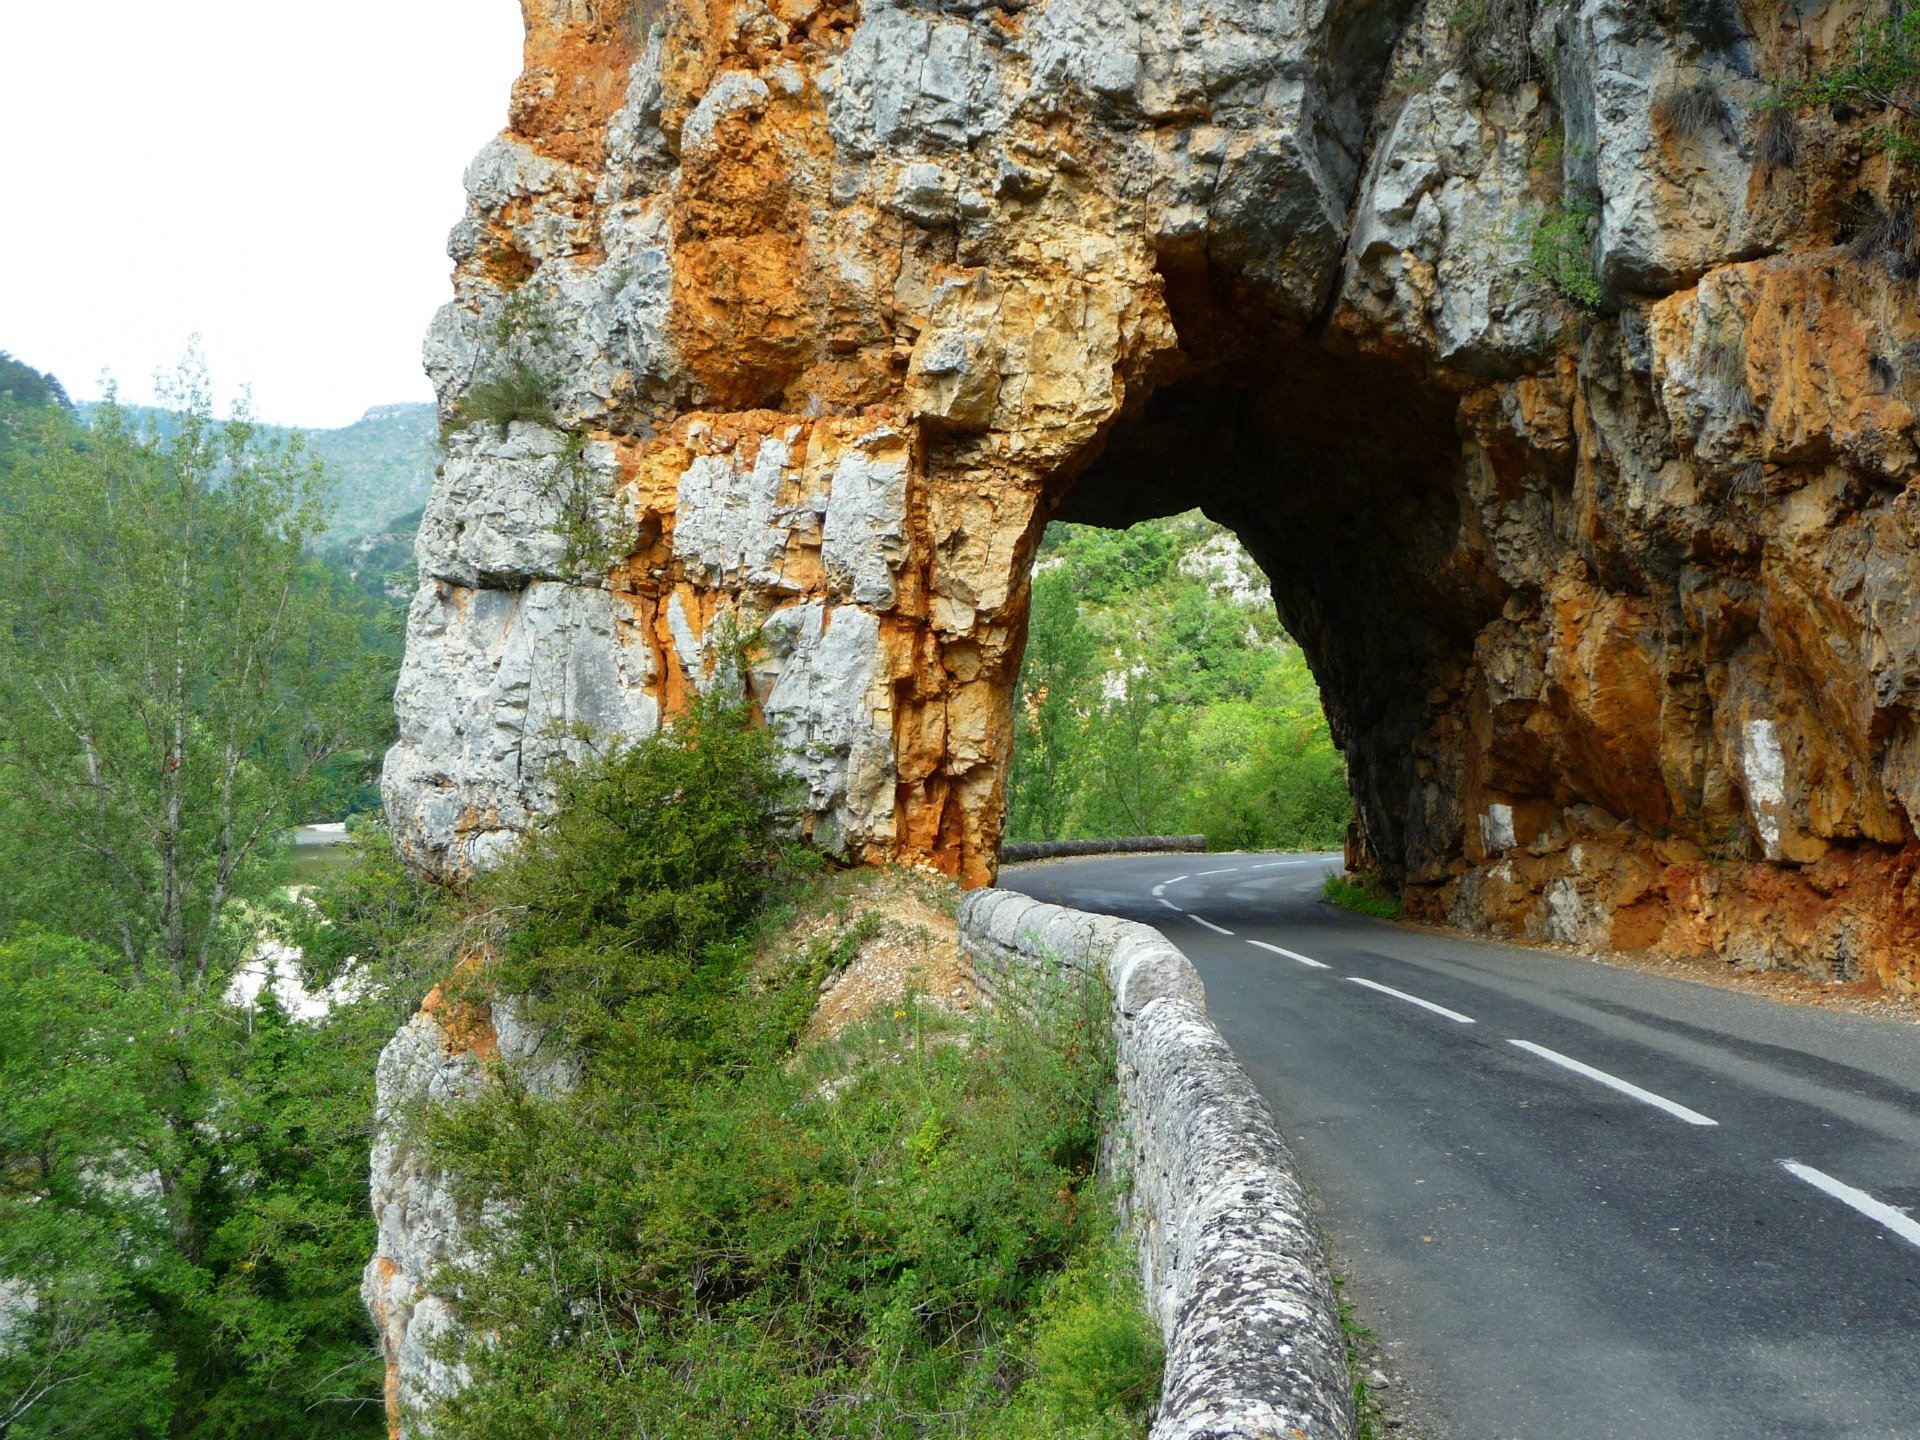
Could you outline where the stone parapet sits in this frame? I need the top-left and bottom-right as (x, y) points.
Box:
(959, 888), (1353, 1440)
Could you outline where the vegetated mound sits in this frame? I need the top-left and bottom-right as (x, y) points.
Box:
(363, 700), (1161, 1439)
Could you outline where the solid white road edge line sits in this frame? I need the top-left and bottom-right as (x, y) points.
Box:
(1188, 913), (1234, 935)
(1347, 976), (1475, 1024)
(1157, 897), (1183, 912)
(1508, 1040), (1718, 1126)
(1781, 1161), (1920, 1251)
(1247, 940), (1331, 970)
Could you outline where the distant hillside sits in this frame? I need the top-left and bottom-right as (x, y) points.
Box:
(303, 403), (439, 540)
(72, 399), (440, 541)
(0, 351), (73, 410)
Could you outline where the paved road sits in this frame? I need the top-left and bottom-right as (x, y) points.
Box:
(1002, 852), (1920, 1440)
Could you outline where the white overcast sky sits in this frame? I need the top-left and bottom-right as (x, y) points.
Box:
(1, 2), (523, 428)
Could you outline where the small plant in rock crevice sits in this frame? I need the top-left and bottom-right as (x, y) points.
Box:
(1843, 194), (1920, 279)
(1701, 323), (1760, 424)
(1334, 1274), (1392, 1440)
(453, 286), (566, 435)
(1518, 201), (1605, 311)
(545, 430), (637, 575)
(1448, 0), (1541, 88)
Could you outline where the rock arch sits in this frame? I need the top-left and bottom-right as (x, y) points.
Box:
(384, 0), (1920, 988)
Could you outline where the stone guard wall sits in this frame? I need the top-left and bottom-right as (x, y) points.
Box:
(959, 889), (1353, 1440)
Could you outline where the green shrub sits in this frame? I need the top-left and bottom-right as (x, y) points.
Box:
(1322, 872), (1402, 920)
(483, 694), (803, 1081)
(417, 702), (1157, 1439)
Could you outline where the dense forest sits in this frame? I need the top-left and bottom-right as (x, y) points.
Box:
(0, 350), (417, 1438)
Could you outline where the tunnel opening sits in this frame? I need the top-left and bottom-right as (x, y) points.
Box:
(1004, 508), (1354, 856)
(1022, 337), (1504, 889)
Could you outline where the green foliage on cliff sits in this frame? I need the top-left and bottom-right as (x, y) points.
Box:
(1519, 203), (1605, 312)
(1788, 5), (1920, 163)
(423, 703), (1159, 1440)
(1007, 515), (1351, 852)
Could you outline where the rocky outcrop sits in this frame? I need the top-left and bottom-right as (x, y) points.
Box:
(384, 0), (1920, 989)
(961, 888), (1353, 1440)
(362, 984), (577, 1431)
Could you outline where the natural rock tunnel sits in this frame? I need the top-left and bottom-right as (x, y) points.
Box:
(383, 0), (1920, 991)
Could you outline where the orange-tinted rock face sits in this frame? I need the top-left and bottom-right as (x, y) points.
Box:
(384, 0), (1920, 992)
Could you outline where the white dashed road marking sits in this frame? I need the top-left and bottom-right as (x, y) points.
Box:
(1348, 976), (1476, 1025)
(1151, 883), (1167, 897)
(1781, 1162), (1920, 1251)
(1247, 940), (1331, 970)
(1188, 913), (1234, 935)
(1195, 867), (1241, 876)
(1508, 1040), (1718, 1127)
(1157, 897), (1183, 913)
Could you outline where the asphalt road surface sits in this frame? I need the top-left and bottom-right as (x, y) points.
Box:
(1002, 852), (1920, 1440)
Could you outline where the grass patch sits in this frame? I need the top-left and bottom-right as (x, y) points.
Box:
(1322, 872), (1403, 920)
(1334, 1274), (1390, 1440)
(1652, 81), (1730, 141)
(412, 699), (1160, 1439)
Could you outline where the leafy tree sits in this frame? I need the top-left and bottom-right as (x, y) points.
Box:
(0, 358), (389, 980)
(0, 859), (426, 1439)
(1073, 663), (1194, 838)
(1007, 568), (1097, 841)
(0, 934), (176, 1440)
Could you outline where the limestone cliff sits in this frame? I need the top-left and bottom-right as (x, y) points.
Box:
(384, 0), (1920, 991)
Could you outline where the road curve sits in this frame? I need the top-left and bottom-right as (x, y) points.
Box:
(1001, 852), (1920, 1440)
